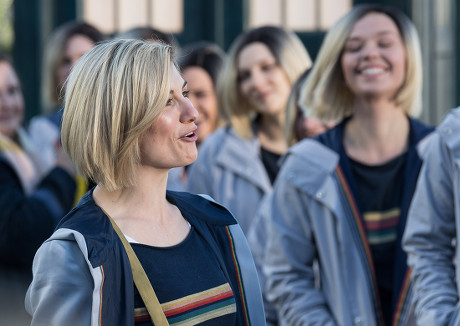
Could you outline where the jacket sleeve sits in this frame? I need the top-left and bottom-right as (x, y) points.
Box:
(0, 159), (76, 267)
(247, 194), (279, 326)
(227, 223), (267, 326)
(263, 179), (336, 326)
(25, 237), (94, 326)
(403, 131), (460, 326)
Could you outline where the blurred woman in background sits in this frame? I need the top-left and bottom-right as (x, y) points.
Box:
(248, 66), (335, 326)
(186, 26), (311, 234)
(261, 5), (433, 325)
(28, 21), (105, 179)
(168, 41), (226, 190)
(0, 52), (76, 326)
(186, 26), (311, 325)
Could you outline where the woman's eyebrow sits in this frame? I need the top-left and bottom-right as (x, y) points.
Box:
(169, 81), (188, 94)
(347, 30), (397, 41)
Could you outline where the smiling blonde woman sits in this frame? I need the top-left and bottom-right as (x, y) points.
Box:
(260, 5), (434, 326)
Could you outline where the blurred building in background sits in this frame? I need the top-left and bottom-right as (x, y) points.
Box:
(3, 0), (458, 126)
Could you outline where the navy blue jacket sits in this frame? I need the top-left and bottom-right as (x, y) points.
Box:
(26, 190), (265, 325)
(316, 117), (434, 324)
(0, 155), (76, 267)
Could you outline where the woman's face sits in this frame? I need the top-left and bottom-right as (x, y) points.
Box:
(0, 61), (24, 138)
(237, 42), (291, 117)
(57, 34), (95, 90)
(182, 66), (218, 145)
(139, 67), (199, 170)
(341, 12), (406, 101)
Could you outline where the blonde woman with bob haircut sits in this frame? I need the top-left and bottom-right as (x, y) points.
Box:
(261, 4), (434, 326)
(26, 39), (266, 326)
(187, 26), (311, 235)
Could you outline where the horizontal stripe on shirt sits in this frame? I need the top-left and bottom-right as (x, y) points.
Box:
(364, 208), (400, 245)
(134, 283), (236, 325)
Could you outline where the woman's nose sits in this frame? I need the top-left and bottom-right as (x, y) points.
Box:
(0, 92), (13, 108)
(248, 69), (265, 90)
(361, 42), (380, 59)
(181, 98), (199, 123)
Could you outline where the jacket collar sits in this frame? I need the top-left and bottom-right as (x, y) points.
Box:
(215, 126), (272, 191)
(282, 116), (433, 200)
(59, 190), (238, 267)
(315, 115), (433, 155)
(166, 190), (237, 226)
(313, 116), (433, 207)
(439, 107), (460, 164)
(284, 138), (339, 195)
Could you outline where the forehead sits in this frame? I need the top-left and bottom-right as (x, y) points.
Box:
(0, 62), (19, 86)
(182, 66), (213, 88)
(65, 34), (95, 52)
(171, 66), (186, 89)
(348, 12), (401, 39)
(237, 42), (276, 70)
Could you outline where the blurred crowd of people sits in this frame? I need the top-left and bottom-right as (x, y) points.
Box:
(1, 3), (460, 326)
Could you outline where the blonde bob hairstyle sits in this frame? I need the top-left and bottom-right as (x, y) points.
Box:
(300, 4), (423, 121)
(218, 26), (312, 139)
(61, 39), (175, 191)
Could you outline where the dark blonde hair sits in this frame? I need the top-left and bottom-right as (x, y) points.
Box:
(218, 26), (312, 139)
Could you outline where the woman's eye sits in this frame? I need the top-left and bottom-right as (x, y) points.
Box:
(238, 71), (250, 82)
(261, 63), (277, 72)
(379, 41), (392, 48)
(166, 98), (173, 106)
(194, 91), (206, 99)
(183, 90), (190, 98)
(7, 86), (20, 96)
(344, 44), (362, 52)
(61, 58), (72, 67)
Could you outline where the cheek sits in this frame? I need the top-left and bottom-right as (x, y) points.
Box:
(16, 96), (25, 113)
(395, 52), (407, 78)
(57, 65), (71, 85)
(239, 81), (250, 98)
(188, 96), (198, 109)
(340, 55), (353, 81)
(281, 79), (292, 99)
(202, 96), (218, 117)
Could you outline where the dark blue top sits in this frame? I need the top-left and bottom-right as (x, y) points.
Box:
(316, 116), (434, 322)
(0, 155), (76, 268)
(133, 226), (236, 325)
(55, 190), (259, 326)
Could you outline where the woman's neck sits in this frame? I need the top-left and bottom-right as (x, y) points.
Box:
(257, 112), (288, 154)
(93, 166), (169, 222)
(93, 166), (190, 247)
(344, 100), (409, 165)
